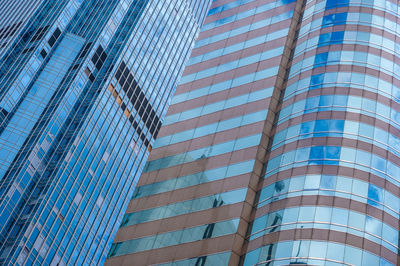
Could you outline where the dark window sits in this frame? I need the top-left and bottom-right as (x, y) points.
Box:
(115, 61), (161, 140)
(22, 46), (35, 54)
(84, 67), (95, 82)
(48, 27), (61, 47)
(0, 107), (8, 120)
(89, 73), (95, 82)
(91, 45), (107, 70)
(40, 49), (47, 58)
(0, 21), (22, 39)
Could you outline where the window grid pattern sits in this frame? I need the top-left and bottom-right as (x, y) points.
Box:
(0, 0), (210, 265)
(107, 0), (297, 264)
(245, 0), (400, 265)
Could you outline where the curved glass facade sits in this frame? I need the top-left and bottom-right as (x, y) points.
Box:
(245, 0), (400, 265)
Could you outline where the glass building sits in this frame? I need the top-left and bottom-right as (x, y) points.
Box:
(0, 0), (211, 265)
(107, 0), (400, 265)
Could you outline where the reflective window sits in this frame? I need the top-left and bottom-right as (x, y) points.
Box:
(243, 240), (394, 266)
(122, 188), (247, 226)
(108, 219), (239, 257)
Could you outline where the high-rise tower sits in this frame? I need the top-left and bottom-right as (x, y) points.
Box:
(108, 0), (400, 265)
(0, 0), (211, 264)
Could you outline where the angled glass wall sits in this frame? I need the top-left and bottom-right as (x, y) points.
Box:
(0, 0), (211, 264)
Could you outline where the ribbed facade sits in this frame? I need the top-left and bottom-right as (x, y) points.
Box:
(245, 0), (400, 265)
(106, 0), (300, 264)
(0, 0), (210, 265)
(108, 0), (400, 265)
